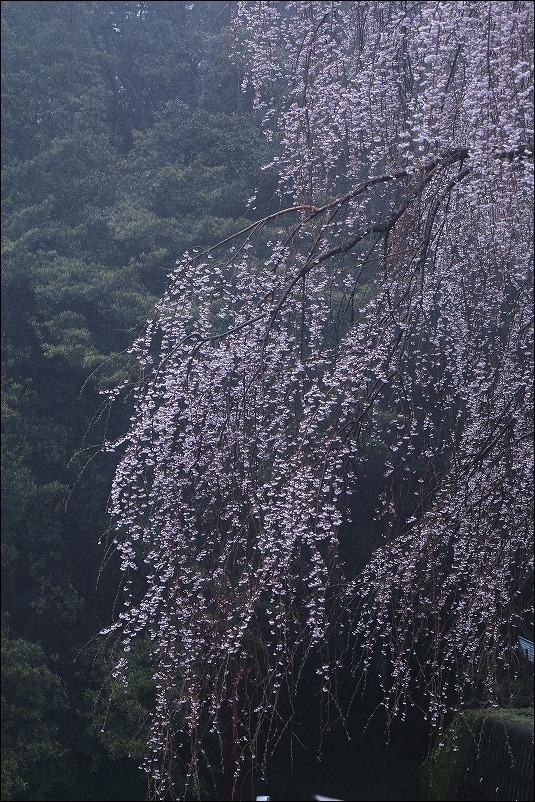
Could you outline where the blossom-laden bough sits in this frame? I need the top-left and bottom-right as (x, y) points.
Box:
(102, 3), (533, 799)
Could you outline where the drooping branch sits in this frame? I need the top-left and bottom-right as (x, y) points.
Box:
(103, 4), (533, 799)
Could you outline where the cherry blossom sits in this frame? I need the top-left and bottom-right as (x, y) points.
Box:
(103, 3), (533, 798)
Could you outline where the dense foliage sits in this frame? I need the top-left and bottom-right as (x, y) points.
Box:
(1, 2), (267, 799)
(2, 2), (533, 801)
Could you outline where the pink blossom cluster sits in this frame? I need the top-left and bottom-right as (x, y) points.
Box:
(103, 3), (533, 798)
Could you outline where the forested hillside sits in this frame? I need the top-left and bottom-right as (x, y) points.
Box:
(2, 3), (533, 802)
(1, 3), (270, 798)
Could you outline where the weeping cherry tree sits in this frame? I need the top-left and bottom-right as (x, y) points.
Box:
(102, 2), (534, 799)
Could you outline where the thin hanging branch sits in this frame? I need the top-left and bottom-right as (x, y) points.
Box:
(103, 3), (533, 799)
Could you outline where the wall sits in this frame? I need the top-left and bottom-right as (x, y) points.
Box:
(452, 717), (534, 801)
(423, 712), (534, 802)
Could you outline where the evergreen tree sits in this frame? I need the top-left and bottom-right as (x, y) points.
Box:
(2, 3), (267, 798)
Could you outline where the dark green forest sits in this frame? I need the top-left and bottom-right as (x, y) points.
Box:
(2, 3), (533, 802)
(1, 3), (274, 798)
